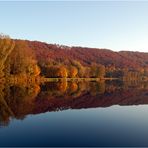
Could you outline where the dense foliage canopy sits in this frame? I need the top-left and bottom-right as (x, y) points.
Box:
(0, 34), (148, 80)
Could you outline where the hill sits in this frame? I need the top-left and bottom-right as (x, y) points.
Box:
(26, 40), (148, 69)
(1, 36), (148, 79)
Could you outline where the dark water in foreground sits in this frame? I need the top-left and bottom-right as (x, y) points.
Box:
(1, 80), (148, 146)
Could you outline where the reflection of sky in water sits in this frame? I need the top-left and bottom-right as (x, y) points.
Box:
(1, 105), (148, 146)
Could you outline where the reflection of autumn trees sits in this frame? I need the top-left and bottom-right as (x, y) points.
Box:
(8, 84), (40, 119)
(0, 83), (40, 126)
(0, 83), (13, 126)
(89, 81), (105, 95)
(68, 82), (78, 95)
(40, 81), (106, 98)
(105, 81), (122, 93)
(1, 80), (148, 126)
(57, 81), (68, 93)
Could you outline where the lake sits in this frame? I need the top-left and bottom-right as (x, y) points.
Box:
(1, 80), (148, 146)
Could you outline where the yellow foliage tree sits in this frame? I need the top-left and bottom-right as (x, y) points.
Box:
(56, 66), (68, 78)
(27, 64), (41, 76)
(0, 35), (15, 78)
(68, 66), (78, 78)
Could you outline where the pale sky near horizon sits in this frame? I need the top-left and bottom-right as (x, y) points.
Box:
(0, 1), (148, 52)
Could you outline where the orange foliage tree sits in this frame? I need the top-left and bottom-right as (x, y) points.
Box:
(68, 66), (78, 78)
(0, 35), (15, 78)
(8, 40), (40, 77)
(56, 66), (68, 78)
(43, 65), (68, 78)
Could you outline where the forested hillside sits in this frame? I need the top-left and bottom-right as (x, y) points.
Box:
(1, 34), (148, 80)
(27, 40), (148, 69)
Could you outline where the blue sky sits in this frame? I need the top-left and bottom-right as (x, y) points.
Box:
(0, 1), (148, 52)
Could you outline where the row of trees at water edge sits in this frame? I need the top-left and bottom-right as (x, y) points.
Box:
(40, 60), (148, 80)
(40, 61), (106, 78)
(105, 64), (148, 81)
(1, 34), (148, 81)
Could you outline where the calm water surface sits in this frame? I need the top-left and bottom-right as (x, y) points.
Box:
(1, 80), (148, 146)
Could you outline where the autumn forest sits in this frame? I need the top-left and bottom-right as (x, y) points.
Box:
(0, 34), (148, 83)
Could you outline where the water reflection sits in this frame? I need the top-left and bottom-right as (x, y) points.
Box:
(1, 80), (148, 126)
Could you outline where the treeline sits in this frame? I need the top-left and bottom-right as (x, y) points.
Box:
(39, 60), (105, 78)
(105, 64), (148, 81)
(1, 34), (148, 80)
(39, 59), (148, 80)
